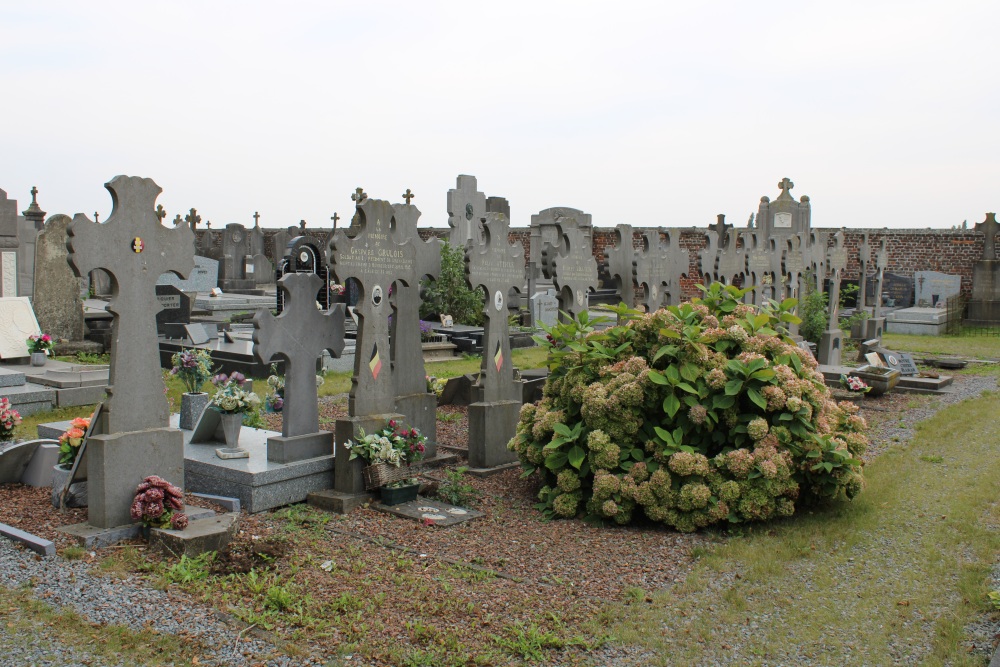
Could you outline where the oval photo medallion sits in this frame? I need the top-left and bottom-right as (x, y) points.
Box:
(494, 290), (504, 311)
(299, 250), (309, 263)
(576, 289), (585, 307)
(371, 285), (383, 307)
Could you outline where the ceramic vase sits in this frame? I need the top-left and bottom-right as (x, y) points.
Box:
(179, 392), (209, 430)
(30, 352), (46, 367)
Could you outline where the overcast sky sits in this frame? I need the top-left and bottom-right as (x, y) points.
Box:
(3, 2), (998, 232)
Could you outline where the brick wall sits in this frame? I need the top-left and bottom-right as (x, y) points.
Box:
(197, 226), (987, 300)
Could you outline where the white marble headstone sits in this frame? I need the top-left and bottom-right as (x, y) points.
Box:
(0, 297), (41, 358)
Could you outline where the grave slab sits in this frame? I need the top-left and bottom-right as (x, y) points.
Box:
(0, 297), (41, 359)
(0, 368), (25, 387)
(56, 504), (214, 549)
(0, 440), (43, 484)
(373, 497), (484, 526)
(150, 512), (239, 558)
(21, 442), (59, 487)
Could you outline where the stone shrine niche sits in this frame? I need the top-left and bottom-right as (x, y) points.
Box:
(531, 207), (593, 283)
(0, 189), (20, 298)
(276, 236), (329, 314)
(756, 177), (812, 240)
(218, 223), (255, 291)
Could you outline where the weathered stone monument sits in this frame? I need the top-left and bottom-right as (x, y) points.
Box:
(701, 215), (747, 287)
(249, 212), (273, 286)
(465, 213), (524, 469)
(391, 196), (441, 455)
(968, 212), (1000, 322)
(633, 229), (676, 311)
(34, 215), (86, 343)
(604, 225), (638, 309)
(0, 189), (20, 298)
(276, 235), (330, 313)
(253, 272), (345, 463)
(16, 188), (44, 298)
(541, 221), (598, 322)
(817, 230), (848, 366)
(864, 237), (888, 338)
(65, 175), (194, 532)
(322, 192), (411, 511)
(914, 270), (961, 308)
(218, 223), (255, 291)
(447, 175), (486, 247)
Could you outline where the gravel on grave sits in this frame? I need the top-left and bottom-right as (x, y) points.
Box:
(0, 377), (996, 666)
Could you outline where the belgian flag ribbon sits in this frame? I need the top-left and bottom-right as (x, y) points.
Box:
(369, 344), (382, 380)
(493, 340), (504, 373)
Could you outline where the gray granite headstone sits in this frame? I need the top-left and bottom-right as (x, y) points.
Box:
(446, 175), (486, 247)
(390, 201), (441, 456)
(914, 271), (961, 307)
(818, 230), (848, 366)
(65, 175), (193, 529)
(465, 213), (524, 469)
(0, 190), (19, 298)
(546, 223), (598, 321)
(34, 215), (86, 342)
(701, 216), (747, 286)
(184, 323), (211, 345)
(154, 284), (192, 330)
(530, 207), (593, 286)
(157, 255), (219, 292)
(531, 292), (559, 328)
(898, 353), (919, 376)
(16, 213), (38, 299)
(254, 272), (345, 463)
(219, 223), (254, 290)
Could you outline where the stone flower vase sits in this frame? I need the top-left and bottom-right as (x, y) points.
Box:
(179, 392), (209, 430)
(30, 352), (46, 367)
(51, 464), (88, 509)
(219, 412), (243, 448)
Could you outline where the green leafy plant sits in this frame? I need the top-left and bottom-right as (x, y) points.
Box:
(509, 282), (868, 531)
(797, 283), (828, 344)
(420, 240), (484, 326)
(436, 466), (478, 506)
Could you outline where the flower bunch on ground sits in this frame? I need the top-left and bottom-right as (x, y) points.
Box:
(509, 282), (868, 531)
(26, 333), (53, 355)
(426, 375), (447, 396)
(840, 375), (870, 393)
(131, 475), (188, 530)
(170, 348), (215, 393)
(210, 372), (261, 414)
(57, 416), (91, 465)
(345, 419), (427, 467)
(0, 398), (21, 441)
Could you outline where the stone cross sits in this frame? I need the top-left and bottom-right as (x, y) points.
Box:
(351, 187), (367, 204)
(328, 196), (418, 416)
(402, 189), (415, 205)
(446, 175), (486, 247)
(254, 272), (345, 438)
(709, 213), (731, 242)
(547, 224), (598, 321)
(67, 176), (194, 434)
(634, 229), (671, 312)
(658, 228), (691, 306)
(466, 213), (524, 402)
(872, 237), (889, 319)
(390, 204), (442, 402)
(331, 212), (339, 229)
(777, 177), (794, 200)
(171, 214), (181, 226)
(184, 208), (201, 230)
(857, 233), (871, 310)
(253, 211), (261, 226)
(155, 204), (166, 222)
(976, 212), (999, 261)
(826, 230), (849, 328)
(702, 223), (746, 287)
(604, 224), (637, 309)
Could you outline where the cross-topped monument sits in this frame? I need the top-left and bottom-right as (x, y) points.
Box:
(604, 225), (637, 310)
(976, 212), (999, 261)
(658, 228), (691, 306)
(391, 201), (442, 455)
(634, 229), (672, 312)
(446, 175), (486, 247)
(402, 189), (415, 205)
(777, 177), (794, 200)
(351, 187), (367, 204)
(465, 212), (524, 469)
(817, 230), (848, 366)
(65, 175), (194, 530)
(547, 224), (598, 321)
(254, 272), (345, 463)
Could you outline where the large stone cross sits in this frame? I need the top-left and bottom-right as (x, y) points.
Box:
(547, 223), (598, 321)
(466, 212), (524, 402)
(826, 230), (849, 328)
(976, 212), (999, 261)
(67, 176), (194, 434)
(702, 224), (747, 286)
(446, 175), (486, 247)
(328, 197), (418, 416)
(658, 228), (691, 306)
(634, 229), (671, 312)
(604, 224), (637, 309)
(254, 272), (345, 438)
(777, 177), (794, 200)
(857, 233), (871, 310)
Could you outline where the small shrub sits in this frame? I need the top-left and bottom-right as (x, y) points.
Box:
(798, 284), (828, 344)
(436, 467), (478, 507)
(420, 240), (484, 326)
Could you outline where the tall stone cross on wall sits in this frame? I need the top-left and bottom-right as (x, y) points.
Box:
(604, 224), (637, 310)
(976, 212), (1000, 261)
(67, 176), (194, 434)
(545, 224), (598, 322)
(390, 200), (442, 455)
(253, 272), (345, 463)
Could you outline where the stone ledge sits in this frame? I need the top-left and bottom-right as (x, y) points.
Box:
(150, 512), (239, 558)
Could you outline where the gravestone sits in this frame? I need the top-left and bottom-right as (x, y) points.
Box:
(154, 285), (192, 332)
(218, 223), (255, 291)
(530, 291), (559, 328)
(530, 207), (593, 286)
(914, 271), (961, 307)
(0, 189), (19, 298)
(465, 212), (524, 469)
(864, 237), (889, 338)
(898, 353), (919, 376)
(701, 215), (747, 286)
(544, 223), (598, 322)
(818, 230), (848, 366)
(657, 228), (691, 306)
(157, 255), (219, 292)
(446, 175), (486, 247)
(867, 272), (913, 308)
(0, 297), (41, 358)
(325, 193), (412, 510)
(65, 175), (194, 530)
(276, 236), (330, 314)
(390, 200), (442, 456)
(604, 225), (637, 309)
(969, 212), (1000, 322)
(254, 272), (345, 463)
(634, 229), (671, 312)
(34, 215), (86, 342)
(249, 213), (273, 285)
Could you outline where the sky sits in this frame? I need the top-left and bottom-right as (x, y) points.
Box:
(3, 1), (998, 232)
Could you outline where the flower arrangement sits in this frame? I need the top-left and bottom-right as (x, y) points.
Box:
(57, 416), (91, 466)
(131, 475), (188, 530)
(0, 398), (21, 441)
(426, 375), (447, 397)
(210, 372), (261, 414)
(419, 321), (437, 342)
(330, 283), (346, 296)
(840, 374), (871, 393)
(170, 348), (215, 394)
(345, 419), (427, 469)
(26, 333), (53, 355)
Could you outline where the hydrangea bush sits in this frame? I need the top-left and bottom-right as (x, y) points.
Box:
(508, 283), (868, 531)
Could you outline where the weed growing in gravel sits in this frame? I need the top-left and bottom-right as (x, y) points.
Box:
(163, 553), (214, 585)
(436, 466), (478, 506)
(920, 455), (944, 463)
(61, 546), (86, 560)
(436, 410), (462, 423)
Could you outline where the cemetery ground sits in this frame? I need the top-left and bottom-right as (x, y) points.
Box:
(0, 344), (999, 665)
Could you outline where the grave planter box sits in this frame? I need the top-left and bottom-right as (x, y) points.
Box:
(849, 366), (901, 396)
(380, 483), (419, 506)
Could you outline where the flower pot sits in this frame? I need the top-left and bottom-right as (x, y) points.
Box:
(219, 412), (243, 448)
(849, 366), (901, 397)
(51, 464), (88, 509)
(380, 483), (419, 506)
(179, 392), (210, 430)
(30, 352), (46, 367)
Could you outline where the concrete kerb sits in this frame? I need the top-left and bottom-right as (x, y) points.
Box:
(0, 522), (56, 557)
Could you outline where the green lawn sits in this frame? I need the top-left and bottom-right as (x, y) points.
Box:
(882, 332), (1000, 360)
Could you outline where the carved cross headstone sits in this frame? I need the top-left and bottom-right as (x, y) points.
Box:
(604, 224), (636, 309)
(402, 189), (415, 205)
(446, 175), (486, 247)
(976, 212), (999, 261)
(547, 224), (598, 321)
(872, 237), (889, 319)
(658, 228), (690, 306)
(857, 233), (871, 311)
(826, 230), (849, 328)
(702, 224), (747, 286)
(328, 197), (418, 416)
(254, 272), (345, 438)
(466, 213), (524, 402)
(67, 176), (194, 434)
(634, 229), (670, 312)
(777, 177), (794, 200)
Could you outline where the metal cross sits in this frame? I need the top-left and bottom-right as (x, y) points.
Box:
(331, 212), (340, 230)
(253, 211), (261, 227)
(402, 188), (415, 205)
(94, 212), (100, 223)
(351, 187), (367, 204)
